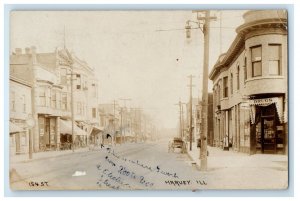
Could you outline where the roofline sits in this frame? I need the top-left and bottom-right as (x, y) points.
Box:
(209, 17), (287, 81)
(10, 75), (33, 87)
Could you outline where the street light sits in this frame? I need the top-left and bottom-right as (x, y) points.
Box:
(185, 20), (203, 39)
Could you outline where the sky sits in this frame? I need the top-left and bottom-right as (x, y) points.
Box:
(10, 10), (246, 129)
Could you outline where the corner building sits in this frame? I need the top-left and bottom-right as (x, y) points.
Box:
(209, 10), (288, 154)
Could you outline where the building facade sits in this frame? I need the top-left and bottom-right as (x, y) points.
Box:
(10, 46), (100, 152)
(9, 75), (32, 155)
(209, 10), (288, 154)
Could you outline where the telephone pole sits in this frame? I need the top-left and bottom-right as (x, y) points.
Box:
(175, 100), (183, 138)
(187, 75), (195, 151)
(186, 10), (216, 171)
(200, 10), (214, 171)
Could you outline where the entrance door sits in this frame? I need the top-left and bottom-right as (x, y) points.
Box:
(262, 117), (276, 153)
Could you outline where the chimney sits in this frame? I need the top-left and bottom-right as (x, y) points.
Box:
(15, 48), (22, 55)
(25, 47), (31, 54)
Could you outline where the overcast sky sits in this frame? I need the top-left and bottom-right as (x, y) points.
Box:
(10, 10), (246, 129)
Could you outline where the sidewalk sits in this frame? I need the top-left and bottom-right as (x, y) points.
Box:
(186, 143), (288, 189)
(187, 143), (288, 171)
(10, 147), (91, 164)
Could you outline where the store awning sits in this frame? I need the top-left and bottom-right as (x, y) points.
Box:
(60, 120), (87, 136)
(9, 122), (25, 134)
(90, 125), (104, 135)
(249, 97), (285, 123)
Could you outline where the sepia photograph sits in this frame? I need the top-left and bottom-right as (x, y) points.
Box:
(8, 9), (288, 190)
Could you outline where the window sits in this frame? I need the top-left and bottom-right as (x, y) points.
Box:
(62, 93), (67, 110)
(39, 88), (46, 106)
(237, 65), (240, 90)
(223, 76), (228, 98)
(11, 91), (15, 111)
(76, 74), (81, 90)
(92, 108), (96, 118)
(51, 90), (56, 108)
(60, 68), (68, 84)
(91, 83), (97, 98)
(251, 46), (262, 77)
(244, 57), (247, 82)
(56, 91), (61, 109)
(268, 44), (281, 75)
(22, 95), (26, 113)
(230, 73), (233, 94)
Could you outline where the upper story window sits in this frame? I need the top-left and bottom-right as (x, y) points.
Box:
(76, 74), (81, 90)
(60, 68), (68, 84)
(92, 108), (97, 118)
(51, 89), (56, 109)
(91, 83), (97, 98)
(251, 45), (262, 77)
(237, 65), (240, 90)
(56, 91), (61, 109)
(223, 76), (228, 98)
(268, 44), (282, 75)
(230, 73), (233, 95)
(61, 92), (67, 110)
(39, 87), (46, 106)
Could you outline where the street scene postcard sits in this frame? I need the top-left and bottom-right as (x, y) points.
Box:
(9, 10), (288, 190)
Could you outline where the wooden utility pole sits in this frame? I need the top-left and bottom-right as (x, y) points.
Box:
(175, 100), (183, 138)
(200, 10), (213, 171)
(187, 75), (195, 151)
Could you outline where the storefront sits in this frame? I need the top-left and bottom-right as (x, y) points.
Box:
(249, 97), (286, 154)
(59, 119), (87, 149)
(38, 115), (57, 151)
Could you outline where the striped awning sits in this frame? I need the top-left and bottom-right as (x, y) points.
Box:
(249, 97), (285, 123)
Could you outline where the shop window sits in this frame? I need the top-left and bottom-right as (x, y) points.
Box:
(268, 44), (282, 75)
(223, 76), (228, 98)
(251, 45), (262, 77)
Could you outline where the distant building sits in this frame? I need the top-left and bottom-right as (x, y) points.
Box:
(209, 10), (288, 154)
